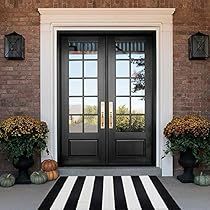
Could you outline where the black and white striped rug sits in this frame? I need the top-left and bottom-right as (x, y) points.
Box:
(39, 176), (180, 210)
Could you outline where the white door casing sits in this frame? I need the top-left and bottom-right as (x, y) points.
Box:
(38, 8), (175, 176)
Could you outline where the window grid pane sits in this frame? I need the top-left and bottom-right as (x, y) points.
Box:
(115, 41), (145, 132)
(69, 41), (99, 134)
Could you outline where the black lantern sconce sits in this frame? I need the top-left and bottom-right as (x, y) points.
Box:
(188, 32), (209, 60)
(4, 32), (25, 60)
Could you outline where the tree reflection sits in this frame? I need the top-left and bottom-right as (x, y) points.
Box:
(131, 57), (145, 94)
(116, 105), (145, 132)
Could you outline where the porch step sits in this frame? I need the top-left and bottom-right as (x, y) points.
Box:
(58, 167), (161, 176)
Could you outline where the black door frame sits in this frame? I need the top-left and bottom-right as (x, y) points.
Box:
(57, 31), (156, 166)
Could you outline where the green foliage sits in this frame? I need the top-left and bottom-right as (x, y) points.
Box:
(164, 135), (210, 165)
(0, 116), (49, 163)
(71, 116), (82, 125)
(164, 115), (210, 166)
(116, 105), (145, 132)
(1, 136), (48, 163)
(84, 105), (97, 115)
(84, 105), (97, 125)
(117, 105), (129, 114)
(116, 115), (130, 132)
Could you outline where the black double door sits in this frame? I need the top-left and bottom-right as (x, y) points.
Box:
(59, 33), (155, 166)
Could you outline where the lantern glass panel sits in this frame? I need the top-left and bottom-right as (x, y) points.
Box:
(189, 32), (209, 60)
(4, 32), (25, 60)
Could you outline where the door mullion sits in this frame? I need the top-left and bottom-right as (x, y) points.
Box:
(105, 36), (109, 165)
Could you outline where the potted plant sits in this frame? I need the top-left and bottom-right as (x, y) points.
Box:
(0, 116), (49, 184)
(164, 115), (210, 183)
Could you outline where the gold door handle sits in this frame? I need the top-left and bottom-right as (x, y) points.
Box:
(109, 102), (113, 129)
(101, 102), (105, 129)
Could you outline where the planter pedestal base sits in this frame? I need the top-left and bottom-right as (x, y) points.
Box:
(177, 149), (196, 183)
(177, 168), (194, 183)
(13, 156), (34, 184)
(15, 170), (31, 184)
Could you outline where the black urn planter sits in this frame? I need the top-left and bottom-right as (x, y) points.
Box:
(13, 156), (34, 184)
(177, 149), (197, 183)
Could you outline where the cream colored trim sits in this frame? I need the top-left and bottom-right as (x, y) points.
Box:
(39, 8), (175, 176)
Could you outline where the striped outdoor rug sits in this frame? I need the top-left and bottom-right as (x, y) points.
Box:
(38, 176), (181, 210)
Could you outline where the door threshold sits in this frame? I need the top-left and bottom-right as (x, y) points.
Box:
(59, 166), (161, 176)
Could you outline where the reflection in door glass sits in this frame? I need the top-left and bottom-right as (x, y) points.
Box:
(84, 116), (98, 133)
(84, 97), (98, 114)
(69, 61), (82, 78)
(115, 40), (146, 132)
(84, 61), (97, 77)
(131, 97), (145, 114)
(116, 79), (130, 96)
(69, 79), (82, 96)
(131, 115), (145, 132)
(69, 115), (83, 133)
(115, 41), (145, 96)
(84, 41), (98, 59)
(116, 115), (130, 132)
(116, 42), (129, 59)
(116, 97), (130, 114)
(69, 97), (83, 114)
(84, 79), (98, 96)
(116, 61), (129, 77)
(69, 41), (98, 59)
(69, 42), (83, 59)
(131, 79), (145, 96)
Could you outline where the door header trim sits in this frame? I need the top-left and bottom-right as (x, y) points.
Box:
(38, 8), (175, 16)
(39, 8), (175, 176)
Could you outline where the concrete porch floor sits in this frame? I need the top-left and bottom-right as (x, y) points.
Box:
(0, 177), (210, 210)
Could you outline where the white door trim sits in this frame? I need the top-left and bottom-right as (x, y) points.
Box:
(39, 8), (175, 176)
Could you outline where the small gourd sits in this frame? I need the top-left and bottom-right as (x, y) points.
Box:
(0, 174), (15, 188)
(194, 172), (210, 186)
(46, 170), (59, 181)
(41, 159), (58, 172)
(30, 171), (48, 184)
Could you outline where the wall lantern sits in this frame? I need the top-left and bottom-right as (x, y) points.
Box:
(4, 32), (25, 60)
(188, 32), (209, 60)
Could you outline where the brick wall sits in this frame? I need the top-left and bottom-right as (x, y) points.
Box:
(0, 0), (209, 174)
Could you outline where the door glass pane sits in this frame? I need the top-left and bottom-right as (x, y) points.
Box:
(116, 97), (130, 114)
(131, 63), (145, 78)
(131, 79), (145, 96)
(69, 42), (83, 59)
(69, 97), (82, 114)
(84, 79), (97, 96)
(84, 61), (97, 77)
(131, 115), (145, 132)
(131, 97), (145, 114)
(131, 62), (145, 96)
(69, 115), (83, 133)
(116, 79), (129, 96)
(116, 42), (129, 59)
(116, 115), (130, 132)
(116, 61), (129, 77)
(84, 97), (98, 114)
(84, 52), (98, 59)
(84, 41), (98, 59)
(69, 61), (82, 78)
(84, 115), (98, 132)
(130, 52), (145, 60)
(69, 79), (82, 96)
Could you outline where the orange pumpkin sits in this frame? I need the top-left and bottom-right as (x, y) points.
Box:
(41, 159), (58, 172)
(46, 170), (59, 181)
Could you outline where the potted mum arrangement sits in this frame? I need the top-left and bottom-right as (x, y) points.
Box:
(0, 116), (49, 184)
(164, 115), (210, 183)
